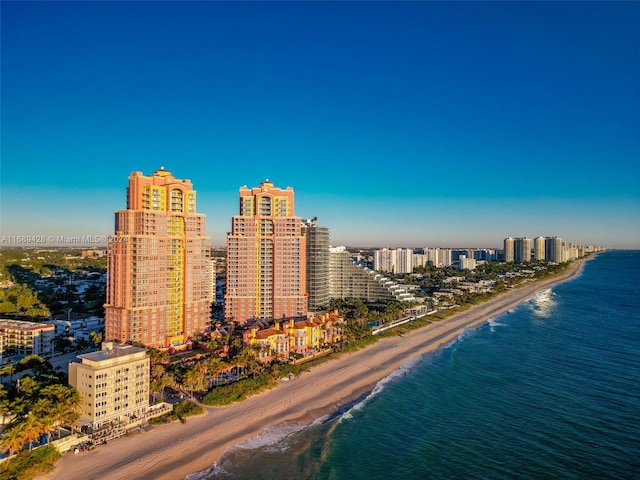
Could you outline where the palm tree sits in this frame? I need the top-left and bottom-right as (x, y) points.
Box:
(182, 363), (207, 397)
(151, 372), (176, 402)
(39, 413), (57, 445)
(41, 384), (82, 437)
(148, 348), (169, 368)
(60, 388), (82, 435)
(151, 363), (166, 382)
(0, 385), (10, 427)
(17, 376), (40, 403)
(10, 395), (30, 420)
(204, 357), (226, 385)
(1, 424), (25, 456)
(20, 415), (44, 451)
(234, 348), (261, 378)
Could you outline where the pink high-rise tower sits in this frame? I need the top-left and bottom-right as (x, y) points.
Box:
(225, 180), (307, 326)
(105, 168), (211, 348)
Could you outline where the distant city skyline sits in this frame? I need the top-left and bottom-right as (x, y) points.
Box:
(2, 2), (639, 249)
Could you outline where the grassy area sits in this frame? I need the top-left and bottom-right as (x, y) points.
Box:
(148, 400), (204, 425)
(202, 373), (277, 406)
(0, 445), (61, 480)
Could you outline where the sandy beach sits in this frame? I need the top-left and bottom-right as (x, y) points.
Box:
(47, 257), (589, 480)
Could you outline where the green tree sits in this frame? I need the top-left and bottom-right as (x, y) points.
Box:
(89, 331), (103, 348)
(150, 372), (175, 402)
(16, 376), (40, 405)
(234, 348), (261, 378)
(20, 415), (44, 451)
(151, 363), (166, 382)
(40, 384), (82, 437)
(205, 357), (227, 384)
(0, 385), (10, 427)
(1, 424), (25, 456)
(182, 363), (207, 397)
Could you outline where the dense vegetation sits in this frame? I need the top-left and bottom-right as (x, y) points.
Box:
(0, 355), (81, 479)
(0, 247), (106, 320)
(0, 445), (61, 480)
(148, 400), (204, 425)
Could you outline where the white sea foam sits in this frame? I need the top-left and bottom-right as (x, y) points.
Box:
(488, 317), (506, 327)
(528, 288), (557, 318)
(232, 422), (308, 451)
(456, 328), (477, 341)
(488, 316), (507, 332)
(185, 420), (320, 479)
(185, 462), (229, 480)
(339, 355), (423, 422)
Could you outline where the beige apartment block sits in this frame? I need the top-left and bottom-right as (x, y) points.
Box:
(69, 342), (169, 440)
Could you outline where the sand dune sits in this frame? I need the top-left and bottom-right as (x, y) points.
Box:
(47, 258), (588, 480)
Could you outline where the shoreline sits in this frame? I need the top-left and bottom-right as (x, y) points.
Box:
(47, 256), (591, 480)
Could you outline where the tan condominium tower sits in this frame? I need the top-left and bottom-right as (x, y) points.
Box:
(225, 180), (307, 326)
(105, 168), (211, 349)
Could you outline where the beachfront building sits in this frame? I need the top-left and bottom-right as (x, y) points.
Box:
(0, 319), (55, 357)
(225, 180), (308, 326)
(545, 236), (564, 263)
(207, 259), (217, 303)
(302, 218), (330, 311)
(503, 237), (515, 263)
(104, 168), (212, 349)
(329, 247), (417, 303)
(534, 236), (546, 261)
(330, 247), (391, 300)
(68, 342), (171, 441)
(514, 237), (532, 262)
(243, 311), (344, 362)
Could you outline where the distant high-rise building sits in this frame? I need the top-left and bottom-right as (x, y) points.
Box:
(396, 248), (414, 274)
(425, 248), (439, 266)
(504, 237), (515, 262)
(373, 248), (414, 274)
(533, 236), (546, 261)
(374, 248), (395, 273)
(514, 237), (532, 262)
(302, 218), (330, 311)
(225, 180), (307, 325)
(545, 236), (563, 263)
(105, 168), (211, 349)
(438, 248), (453, 267)
(458, 255), (477, 270)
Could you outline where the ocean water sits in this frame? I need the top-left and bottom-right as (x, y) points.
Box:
(191, 251), (640, 480)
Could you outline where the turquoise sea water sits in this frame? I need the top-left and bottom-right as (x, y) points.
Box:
(190, 251), (640, 480)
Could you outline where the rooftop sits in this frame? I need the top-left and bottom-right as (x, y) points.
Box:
(77, 343), (147, 363)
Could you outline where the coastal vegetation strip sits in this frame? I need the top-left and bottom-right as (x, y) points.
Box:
(175, 259), (579, 407)
(0, 356), (81, 480)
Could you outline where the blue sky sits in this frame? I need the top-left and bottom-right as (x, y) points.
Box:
(2, 1), (639, 249)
